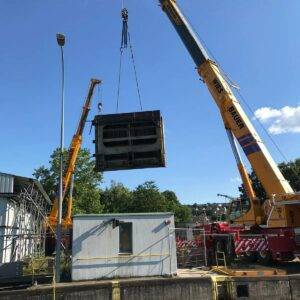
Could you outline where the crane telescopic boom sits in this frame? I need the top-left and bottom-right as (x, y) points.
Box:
(159, 0), (300, 227)
(48, 78), (101, 228)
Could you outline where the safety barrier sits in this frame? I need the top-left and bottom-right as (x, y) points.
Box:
(171, 228), (207, 268)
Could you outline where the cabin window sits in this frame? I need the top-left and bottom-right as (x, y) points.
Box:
(119, 222), (133, 254)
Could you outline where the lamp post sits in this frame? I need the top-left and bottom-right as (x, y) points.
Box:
(55, 33), (65, 283)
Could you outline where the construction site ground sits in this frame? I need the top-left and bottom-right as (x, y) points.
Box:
(177, 260), (300, 276)
(1, 261), (300, 299)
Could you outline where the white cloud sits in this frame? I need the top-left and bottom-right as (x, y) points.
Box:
(254, 106), (300, 134)
(253, 107), (281, 121)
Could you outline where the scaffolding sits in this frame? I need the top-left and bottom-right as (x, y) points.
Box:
(0, 173), (50, 268)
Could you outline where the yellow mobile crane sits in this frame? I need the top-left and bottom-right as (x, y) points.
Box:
(159, 0), (300, 262)
(48, 78), (101, 229)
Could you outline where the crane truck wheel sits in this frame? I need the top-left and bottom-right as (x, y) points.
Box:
(257, 250), (272, 264)
(242, 251), (257, 263)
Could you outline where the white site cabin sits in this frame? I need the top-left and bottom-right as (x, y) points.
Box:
(72, 213), (177, 281)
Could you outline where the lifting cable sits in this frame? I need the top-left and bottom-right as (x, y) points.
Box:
(236, 89), (300, 181)
(116, 7), (143, 112)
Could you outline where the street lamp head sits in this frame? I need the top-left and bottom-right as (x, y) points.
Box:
(56, 33), (65, 46)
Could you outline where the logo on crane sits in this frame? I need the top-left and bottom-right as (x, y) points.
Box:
(212, 78), (224, 94)
(228, 106), (245, 130)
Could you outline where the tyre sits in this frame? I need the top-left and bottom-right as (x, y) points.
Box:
(257, 250), (272, 264)
(279, 251), (294, 261)
(242, 251), (257, 263)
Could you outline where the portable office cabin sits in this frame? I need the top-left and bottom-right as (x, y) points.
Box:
(72, 213), (177, 281)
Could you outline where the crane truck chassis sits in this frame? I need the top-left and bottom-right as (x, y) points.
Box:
(203, 223), (300, 264)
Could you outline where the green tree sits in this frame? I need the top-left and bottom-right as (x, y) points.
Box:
(33, 148), (103, 215)
(131, 181), (167, 213)
(279, 159), (300, 192)
(162, 190), (179, 210)
(174, 205), (191, 223)
(238, 172), (266, 201)
(239, 158), (300, 201)
(101, 182), (190, 223)
(162, 190), (191, 223)
(101, 181), (133, 213)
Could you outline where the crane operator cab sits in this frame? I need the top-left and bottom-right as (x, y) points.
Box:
(228, 197), (251, 224)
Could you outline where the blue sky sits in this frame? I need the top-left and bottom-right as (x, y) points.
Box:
(1, 1), (300, 204)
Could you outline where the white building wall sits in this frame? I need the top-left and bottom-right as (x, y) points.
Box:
(0, 197), (36, 263)
(72, 213), (177, 281)
(0, 198), (12, 263)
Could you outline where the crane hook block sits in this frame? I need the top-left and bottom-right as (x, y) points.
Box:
(121, 8), (128, 21)
(121, 8), (129, 49)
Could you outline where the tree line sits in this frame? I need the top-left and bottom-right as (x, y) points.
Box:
(239, 159), (300, 201)
(34, 148), (300, 224)
(33, 148), (191, 223)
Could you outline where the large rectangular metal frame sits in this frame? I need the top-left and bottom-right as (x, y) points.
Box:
(93, 110), (165, 172)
